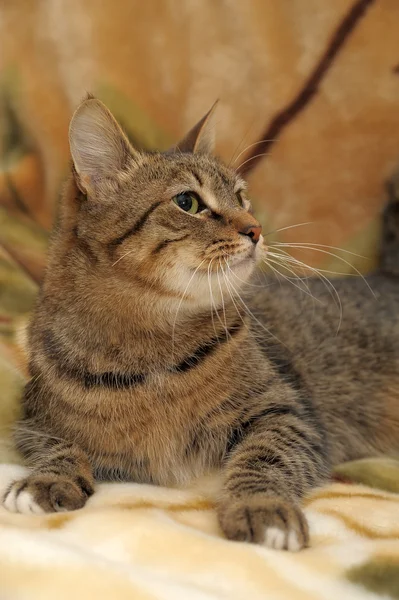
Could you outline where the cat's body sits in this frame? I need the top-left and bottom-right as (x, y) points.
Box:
(4, 97), (399, 552)
(254, 273), (399, 464)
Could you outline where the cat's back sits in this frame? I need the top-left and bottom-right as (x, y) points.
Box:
(249, 271), (399, 461)
(251, 271), (399, 346)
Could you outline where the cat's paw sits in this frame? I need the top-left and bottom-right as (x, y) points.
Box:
(3, 473), (93, 515)
(218, 495), (309, 551)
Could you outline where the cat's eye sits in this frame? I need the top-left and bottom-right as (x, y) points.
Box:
(236, 191), (244, 207)
(172, 192), (204, 215)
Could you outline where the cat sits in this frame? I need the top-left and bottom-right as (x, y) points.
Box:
(3, 96), (399, 552)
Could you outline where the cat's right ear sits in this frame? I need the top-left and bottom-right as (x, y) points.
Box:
(69, 97), (138, 196)
(171, 101), (218, 155)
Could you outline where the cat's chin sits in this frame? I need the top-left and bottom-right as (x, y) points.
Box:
(229, 254), (253, 268)
(227, 234), (265, 273)
(225, 254), (257, 287)
(228, 246), (260, 273)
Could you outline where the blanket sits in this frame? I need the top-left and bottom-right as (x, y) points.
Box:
(1, 460), (399, 599)
(1, 0), (399, 598)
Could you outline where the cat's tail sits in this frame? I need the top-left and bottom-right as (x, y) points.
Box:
(379, 170), (399, 276)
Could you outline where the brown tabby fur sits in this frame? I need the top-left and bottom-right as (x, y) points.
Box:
(4, 98), (399, 552)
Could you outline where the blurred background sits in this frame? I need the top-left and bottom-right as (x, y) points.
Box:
(0, 0), (399, 458)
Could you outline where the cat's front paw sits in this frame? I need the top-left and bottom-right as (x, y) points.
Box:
(3, 473), (93, 515)
(218, 495), (309, 551)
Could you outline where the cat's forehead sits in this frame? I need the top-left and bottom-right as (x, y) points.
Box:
(140, 151), (246, 195)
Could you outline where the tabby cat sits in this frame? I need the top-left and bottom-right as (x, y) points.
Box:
(4, 97), (399, 552)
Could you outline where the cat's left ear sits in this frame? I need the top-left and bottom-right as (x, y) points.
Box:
(172, 101), (218, 155)
(69, 96), (139, 196)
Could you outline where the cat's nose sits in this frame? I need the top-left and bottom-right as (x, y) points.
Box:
(239, 224), (262, 244)
(231, 213), (262, 244)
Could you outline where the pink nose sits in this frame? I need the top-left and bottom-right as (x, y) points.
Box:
(238, 224), (262, 244)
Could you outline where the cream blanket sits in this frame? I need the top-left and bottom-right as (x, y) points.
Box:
(1, 462), (399, 599)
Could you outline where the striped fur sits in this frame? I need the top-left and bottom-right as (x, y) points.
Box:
(4, 98), (399, 552)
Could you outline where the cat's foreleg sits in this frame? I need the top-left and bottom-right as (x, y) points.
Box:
(3, 422), (94, 514)
(218, 391), (329, 551)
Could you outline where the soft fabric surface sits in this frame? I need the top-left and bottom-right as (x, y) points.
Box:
(1, 462), (399, 599)
(1, 1), (399, 598)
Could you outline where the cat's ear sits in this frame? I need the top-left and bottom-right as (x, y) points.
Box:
(173, 101), (218, 155)
(69, 97), (138, 195)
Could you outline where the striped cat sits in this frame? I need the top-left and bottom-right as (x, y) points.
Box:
(4, 97), (399, 552)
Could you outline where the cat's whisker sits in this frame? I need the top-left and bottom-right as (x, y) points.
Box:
(268, 248), (343, 332)
(223, 258), (288, 348)
(171, 258), (207, 360)
(270, 247), (337, 287)
(272, 243), (375, 298)
(227, 120), (257, 167)
(220, 262), (267, 363)
(267, 249), (360, 278)
(221, 261), (248, 331)
(225, 269), (284, 347)
(232, 138), (277, 167)
(217, 263), (226, 315)
(111, 248), (136, 267)
(264, 255), (321, 304)
(264, 253), (319, 322)
(235, 152), (271, 173)
(273, 242), (368, 260)
(264, 222), (314, 237)
(207, 258), (222, 342)
(216, 259), (231, 343)
(222, 255), (268, 289)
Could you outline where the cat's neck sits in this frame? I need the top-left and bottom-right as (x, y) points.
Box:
(39, 258), (246, 373)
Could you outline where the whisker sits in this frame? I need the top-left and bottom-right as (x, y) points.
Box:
(265, 255), (321, 304)
(221, 261), (249, 330)
(263, 222), (314, 238)
(112, 248), (136, 267)
(171, 258), (207, 360)
(268, 248), (344, 332)
(273, 241), (368, 260)
(220, 263), (266, 364)
(228, 120), (257, 167)
(272, 243), (375, 298)
(207, 258), (221, 341)
(224, 256), (272, 289)
(216, 259), (232, 345)
(223, 258), (288, 348)
(266, 255), (316, 299)
(235, 152), (271, 172)
(232, 138), (277, 167)
(267, 249), (358, 278)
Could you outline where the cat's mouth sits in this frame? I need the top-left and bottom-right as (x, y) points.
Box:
(229, 242), (262, 267)
(227, 236), (266, 270)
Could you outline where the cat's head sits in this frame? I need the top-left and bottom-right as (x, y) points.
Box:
(67, 97), (264, 310)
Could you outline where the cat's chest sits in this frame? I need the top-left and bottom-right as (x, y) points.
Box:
(77, 376), (233, 486)
(91, 407), (225, 486)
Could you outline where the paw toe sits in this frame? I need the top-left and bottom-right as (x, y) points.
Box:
(17, 489), (45, 515)
(2, 476), (89, 515)
(218, 495), (309, 551)
(288, 528), (302, 551)
(264, 526), (286, 550)
(49, 481), (87, 512)
(3, 483), (19, 513)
